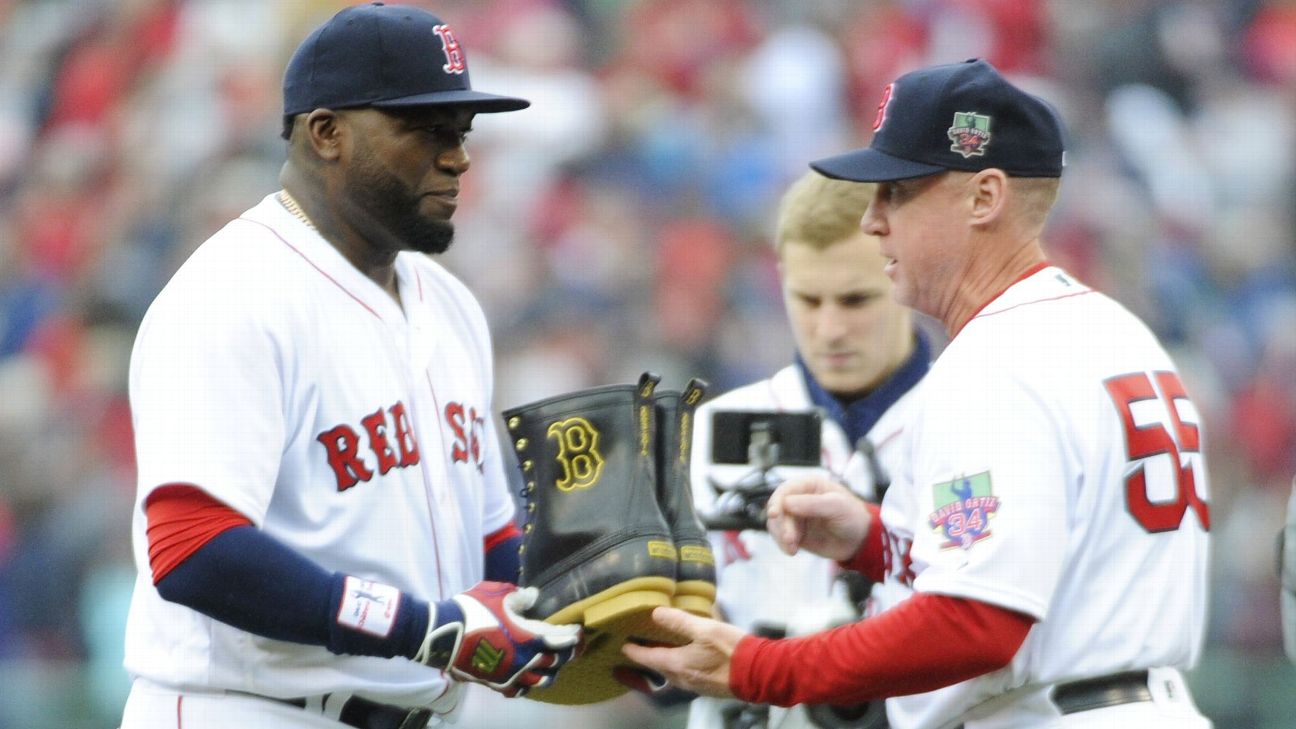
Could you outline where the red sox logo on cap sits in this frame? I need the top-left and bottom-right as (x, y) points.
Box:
(433, 24), (467, 75)
(872, 83), (894, 132)
(810, 60), (1064, 182)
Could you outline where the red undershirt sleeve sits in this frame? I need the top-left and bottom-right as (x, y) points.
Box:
(484, 522), (522, 553)
(145, 484), (253, 584)
(730, 592), (1035, 706)
(838, 503), (886, 583)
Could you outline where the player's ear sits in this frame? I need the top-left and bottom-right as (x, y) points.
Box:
(967, 169), (1008, 228)
(302, 109), (344, 162)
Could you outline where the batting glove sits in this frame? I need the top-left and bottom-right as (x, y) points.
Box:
(414, 581), (582, 697)
(614, 665), (700, 706)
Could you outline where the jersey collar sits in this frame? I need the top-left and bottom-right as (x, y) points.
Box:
(956, 263), (1094, 339)
(254, 192), (411, 324)
(797, 329), (931, 448)
(951, 260), (1052, 339)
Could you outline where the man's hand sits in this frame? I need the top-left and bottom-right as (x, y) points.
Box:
(620, 606), (746, 698)
(765, 476), (872, 561)
(415, 582), (581, 697)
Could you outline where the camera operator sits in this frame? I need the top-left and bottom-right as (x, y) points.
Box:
(687, 171), (931, 729)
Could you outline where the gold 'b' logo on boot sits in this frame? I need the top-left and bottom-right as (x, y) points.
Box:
(546, 417), (605, 491)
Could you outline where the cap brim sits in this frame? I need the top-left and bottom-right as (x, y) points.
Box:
(810, 147), (946, 182)
(373, 89), (530, 113)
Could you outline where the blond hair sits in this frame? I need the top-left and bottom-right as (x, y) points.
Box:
(775, 172), (875, 253)
(1009, 176), (1061, 235)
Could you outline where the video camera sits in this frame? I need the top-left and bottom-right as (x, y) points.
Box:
(703, 409), (823, 531)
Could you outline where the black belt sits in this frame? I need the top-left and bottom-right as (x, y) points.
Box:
(1049, 670), (1152, 715)
(238, 692), (433, 729)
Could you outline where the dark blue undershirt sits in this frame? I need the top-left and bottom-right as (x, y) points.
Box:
(797, 330), (931, 449)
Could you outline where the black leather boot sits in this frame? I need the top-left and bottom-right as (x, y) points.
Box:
(653, 379), (717, 618)
(503, 372), (679, 704)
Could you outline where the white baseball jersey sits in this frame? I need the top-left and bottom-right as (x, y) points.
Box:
(878, 266), (1210, 729)
(688, 363), (923, 729)
(123, 193), (515, 712)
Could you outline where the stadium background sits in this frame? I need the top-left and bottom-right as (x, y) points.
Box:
(0, 0), (1293, 726)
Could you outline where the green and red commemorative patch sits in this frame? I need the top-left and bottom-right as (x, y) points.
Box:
(929, 471), (1000, 550)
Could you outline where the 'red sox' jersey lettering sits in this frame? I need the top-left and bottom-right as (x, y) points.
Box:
(882, 527), (916, 588)
(318, 401), (422, 491)
(445, 401), (485, 472)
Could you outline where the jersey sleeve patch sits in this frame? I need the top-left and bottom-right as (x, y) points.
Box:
(336, 576), (402, 637)
(928, 472), (1000, 551)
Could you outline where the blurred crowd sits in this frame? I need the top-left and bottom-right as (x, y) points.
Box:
(0, 0), (1294, 727)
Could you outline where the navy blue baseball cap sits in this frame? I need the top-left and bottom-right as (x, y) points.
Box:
(283, 2), (529, 121)
(811, 59), (1065, 182)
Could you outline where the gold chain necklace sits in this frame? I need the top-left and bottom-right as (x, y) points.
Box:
(277, 190), (316, 230)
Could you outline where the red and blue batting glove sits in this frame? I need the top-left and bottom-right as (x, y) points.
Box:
(614, 664), (698, 707)
(414, 581), (582, 697)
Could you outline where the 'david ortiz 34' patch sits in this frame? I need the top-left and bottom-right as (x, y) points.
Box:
(929, 472), (1000, 550)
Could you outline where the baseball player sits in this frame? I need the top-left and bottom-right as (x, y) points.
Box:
(119, 5), (579, 728)
(625, 59), (1213, 729)
(686, 171), (929, 729)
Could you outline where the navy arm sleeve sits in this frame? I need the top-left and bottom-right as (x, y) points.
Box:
(484, 533), (523, 584)
(155, 525), (429, 658)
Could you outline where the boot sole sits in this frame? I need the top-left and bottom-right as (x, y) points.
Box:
(544, 575), (676, 628)
(671, 579), (716, 618)
(526, 628), (678, 705)
(526, 576), (679, 705)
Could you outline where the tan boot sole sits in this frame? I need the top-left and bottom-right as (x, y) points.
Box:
(526, 577), (679, 705)
(544, 576), (676, 628)
(671, 579), (716, 618)
(524, 634), (651, 704)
